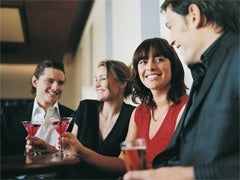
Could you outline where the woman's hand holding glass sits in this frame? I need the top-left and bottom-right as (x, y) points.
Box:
(50, 117), (72, 156)
(25, 130), (84, 157)
(60, 132), (85, 158)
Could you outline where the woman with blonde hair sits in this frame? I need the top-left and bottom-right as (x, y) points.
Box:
(27, 59), (135, 179)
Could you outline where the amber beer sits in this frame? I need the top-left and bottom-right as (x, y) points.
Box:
(121, 138), (148, 171)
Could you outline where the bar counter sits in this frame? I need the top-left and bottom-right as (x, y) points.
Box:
(1, 154), (81, 178)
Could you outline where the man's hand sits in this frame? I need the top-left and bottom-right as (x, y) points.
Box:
(123, 166), (194, 180)
(25, 136), (57, 154)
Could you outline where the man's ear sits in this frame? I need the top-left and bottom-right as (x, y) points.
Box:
(32, 76), (38, 87)
(188, 4), (204, 28)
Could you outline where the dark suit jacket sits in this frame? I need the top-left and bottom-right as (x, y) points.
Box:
(153, 32), (239, 179)
(0, 101), (74, 156)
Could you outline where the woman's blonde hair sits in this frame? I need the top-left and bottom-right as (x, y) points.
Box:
(98, 60), (132, 98)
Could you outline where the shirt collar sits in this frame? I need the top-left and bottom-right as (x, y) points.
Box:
(188, 63), (206, 87)
(201, 31), (227, 69)
(32, 98), (60, 117)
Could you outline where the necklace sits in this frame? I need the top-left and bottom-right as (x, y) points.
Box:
(152, 104), (170, 122)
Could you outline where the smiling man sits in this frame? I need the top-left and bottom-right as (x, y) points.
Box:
(1, 59), (74, 156)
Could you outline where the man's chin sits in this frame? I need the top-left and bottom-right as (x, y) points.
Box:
(47, 97), (59, 104)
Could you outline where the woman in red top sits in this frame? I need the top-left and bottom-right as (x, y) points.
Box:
(58, 38), (188, 177)
(125, 37), (188, 167)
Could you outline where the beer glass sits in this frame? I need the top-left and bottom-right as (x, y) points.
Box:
(120, 138), (148, 171)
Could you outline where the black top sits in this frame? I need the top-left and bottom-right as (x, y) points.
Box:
(66, 99), (135, 179)
(0, 101), (74, 156)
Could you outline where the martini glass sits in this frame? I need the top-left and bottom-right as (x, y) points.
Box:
(50, 117), (73, 156)
(21, 121), (42, 156)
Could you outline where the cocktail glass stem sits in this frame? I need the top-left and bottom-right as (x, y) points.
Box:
(59, 134), (63, 154)
(50, 117), (72, 157)
(59, 120), (64, 155)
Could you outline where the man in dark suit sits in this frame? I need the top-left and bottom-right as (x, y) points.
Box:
(1, 59), (74, 156)
(124, 1), (239, 179)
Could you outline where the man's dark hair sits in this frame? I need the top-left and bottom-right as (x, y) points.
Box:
(31, 59), (65, 94)
(161, 0), (240, 33)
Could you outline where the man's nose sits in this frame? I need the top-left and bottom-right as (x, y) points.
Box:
(52, 82), (59, 90)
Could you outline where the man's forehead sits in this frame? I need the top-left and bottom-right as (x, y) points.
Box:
(164, 7), (173, 27)
(40, 69), (65, 80)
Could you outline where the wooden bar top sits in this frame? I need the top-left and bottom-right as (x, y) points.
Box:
(1, 154), (80, 178)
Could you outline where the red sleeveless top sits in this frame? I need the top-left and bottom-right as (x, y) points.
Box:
(134, 94), (188, 166)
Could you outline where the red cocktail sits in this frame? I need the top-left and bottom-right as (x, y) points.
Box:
(21, 121), (42, 156)
(50, 117), (72, 156)
(22, 121), (41, 136)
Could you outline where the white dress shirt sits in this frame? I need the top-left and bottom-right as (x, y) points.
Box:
(31, 98), (60, 146)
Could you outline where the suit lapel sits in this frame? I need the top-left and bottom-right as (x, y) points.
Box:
(18, 101), (34, 122)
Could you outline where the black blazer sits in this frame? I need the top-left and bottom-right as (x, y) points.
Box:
(153, 31), (239, 179)
(0, 101), (74, 156)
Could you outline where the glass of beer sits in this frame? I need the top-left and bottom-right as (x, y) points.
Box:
(120, 138), (148, 171)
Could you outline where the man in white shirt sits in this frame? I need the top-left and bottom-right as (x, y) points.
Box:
(1, 59), (74, 156)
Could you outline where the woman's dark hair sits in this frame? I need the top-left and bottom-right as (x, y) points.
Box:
(31, 59), (65, 94)
(131, 37), (187, 107)
(98, 60), (132, 98)
(161, 0), (240, 33)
